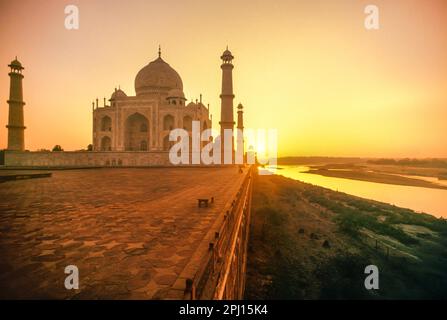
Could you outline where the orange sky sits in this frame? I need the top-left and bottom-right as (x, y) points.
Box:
(0, 0), (446, 157)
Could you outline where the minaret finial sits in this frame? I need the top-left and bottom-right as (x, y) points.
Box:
(158, 45), (161, 58)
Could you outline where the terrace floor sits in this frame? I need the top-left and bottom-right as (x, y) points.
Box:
(0, 167), (245, 299)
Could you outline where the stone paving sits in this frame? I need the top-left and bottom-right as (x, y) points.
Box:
(0, 167), (245, 299)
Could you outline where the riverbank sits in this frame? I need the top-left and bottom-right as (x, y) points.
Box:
(277, 157), (447, 183)
(306, 167), (447, 190)
(245, 173), (447, 299)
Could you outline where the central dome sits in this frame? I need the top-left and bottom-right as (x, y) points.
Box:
(135, 56), (183, 96)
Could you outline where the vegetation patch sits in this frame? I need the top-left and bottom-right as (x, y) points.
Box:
(245, 173), (447, 299)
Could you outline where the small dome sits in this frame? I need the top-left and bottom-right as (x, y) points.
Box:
(167, 88), (185, 99)
(221, 48), (234, 62)
(9, 57), (23, 70)
(186, 101), (196, 108)
(135, 56), (183, 96)
(110, 88), (127, 100)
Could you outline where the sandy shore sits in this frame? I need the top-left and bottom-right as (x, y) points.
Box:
(306, 168), (447, 190)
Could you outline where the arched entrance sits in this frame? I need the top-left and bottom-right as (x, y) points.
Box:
(140, 140), (148, 151)
(124, 113), (149, 151)
(101, 136), (111, 151)
(101, 116), (112, 131)
(163, 114), (175, 130)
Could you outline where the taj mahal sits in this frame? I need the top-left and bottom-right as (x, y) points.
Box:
(92, 47), (212, 152)
(2, 47), (244, 167)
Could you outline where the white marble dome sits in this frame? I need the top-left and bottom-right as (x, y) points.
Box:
(135, 56), (183, 96)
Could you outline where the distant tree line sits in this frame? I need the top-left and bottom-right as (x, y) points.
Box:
(36, 144), (93, 152)
(368, 158), (447, 168)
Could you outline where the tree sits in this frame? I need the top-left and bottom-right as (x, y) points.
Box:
(52, 145), (64, 152)
(87, 144), (93, 151)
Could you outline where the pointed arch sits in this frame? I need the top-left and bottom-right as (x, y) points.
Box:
(100, 136), (111, 151)
(101, 116), (112, 131)
(124, 113), (149, 151)
(163, 114), (175, 130)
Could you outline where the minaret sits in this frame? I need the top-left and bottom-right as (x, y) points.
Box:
(6, 57), (26, 151)
(219, 47), (235, 163)
(236, 103), (245, 164)
(237, 103), (244, 132)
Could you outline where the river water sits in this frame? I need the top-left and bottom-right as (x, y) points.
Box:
(266, 165), (447, 219)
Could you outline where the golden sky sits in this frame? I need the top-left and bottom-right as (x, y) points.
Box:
(0, 0), (446, 157)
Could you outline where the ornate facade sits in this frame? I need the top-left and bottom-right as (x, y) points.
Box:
(92, 49), (211, 152)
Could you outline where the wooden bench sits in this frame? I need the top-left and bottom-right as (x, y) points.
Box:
(198, 197), (214, 208)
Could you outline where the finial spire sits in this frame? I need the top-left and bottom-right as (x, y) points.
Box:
(158, 45), (161, 58)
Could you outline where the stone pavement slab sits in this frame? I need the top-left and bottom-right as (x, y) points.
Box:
(0, 167), (246, 299)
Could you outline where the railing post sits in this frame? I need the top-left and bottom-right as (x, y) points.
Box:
(185, 278), (195, 300)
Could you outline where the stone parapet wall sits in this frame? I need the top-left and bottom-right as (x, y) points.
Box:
(3, 150), (171, 167)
